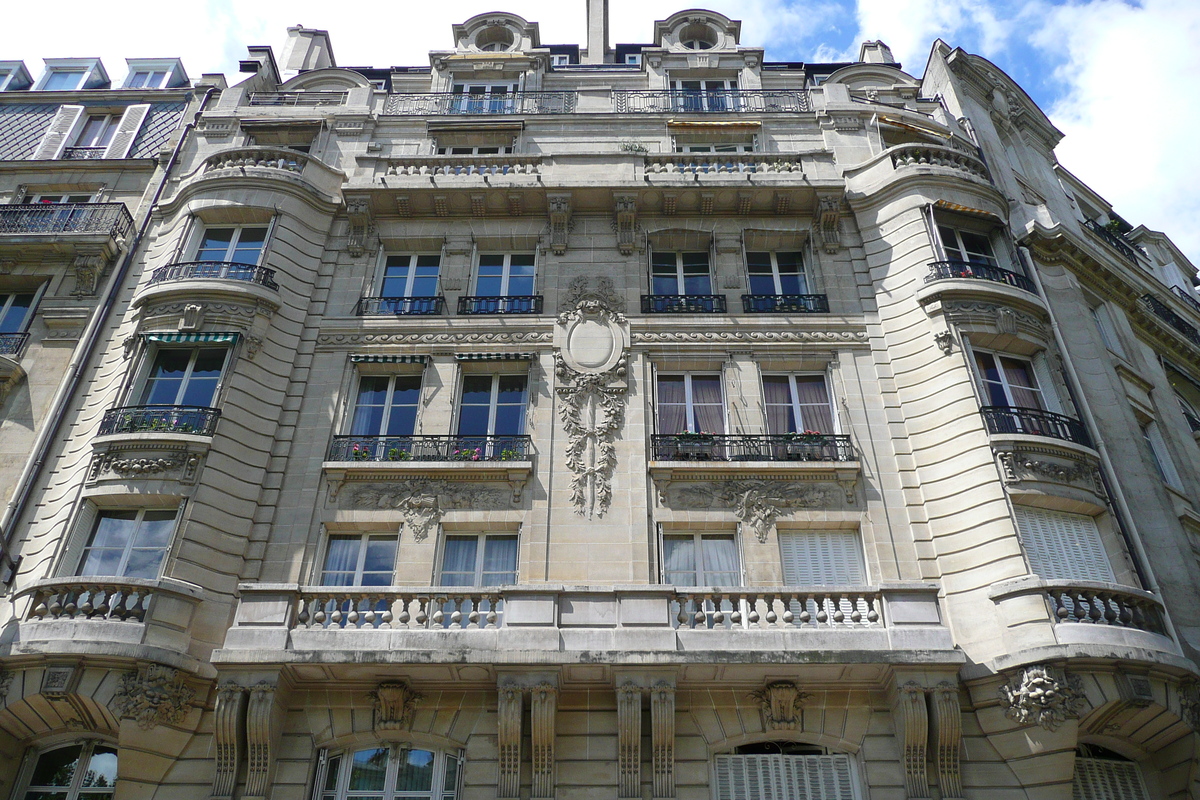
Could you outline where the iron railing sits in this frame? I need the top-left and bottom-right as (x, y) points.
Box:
(0, 202), (133, 238)
(356, 296), (445, 316)
(642, 294), (727, 313)
(328, 434), (532, 462)
(384, 92), (577, 115)
(614, 90), (811, 113)
(99, 405), (221, 436)
(979, 406), (1091, 447)
(742, 294), (830, 313)
(925, 260), (1037, 294)
(0, 332), (30, 357)
(148, 261), (278, 289)
(1084, 219), (1142, 264)
(247, 91), (348, 106)
(651, 433), (854, 462)
(1141, 294), (1200, 348)
(1171, 285), (1200, 316)
(457, 295), (543, 315)
(61, 146), (106, 160)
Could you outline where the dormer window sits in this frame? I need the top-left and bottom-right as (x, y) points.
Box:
(127, 69), (168, 89)
(34, 59), (107, 91)
(42, 70), (86, 91)
(123, 59), (186, 89)
(475, 25), (515, 52)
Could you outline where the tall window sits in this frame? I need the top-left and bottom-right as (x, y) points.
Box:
(78, 509), (177, 579)
(779, 531), (866, 585)
(457, 374), (527, 438)
(937, 224), (999, 268)
(672, 79), (737, 111)
(657, 373), (724, 434)
(662, 533), (739, 586)
(139, 347), (228, 407)
(474, 254), (535, 297)
(320, 534), (397, 587)
(0, 291), (38, 335)
(18, 742), (117, 800)
(1141, 421), (1182, 489)
(351, 375), (422, 437)
(381, 255), (440, 298)
(440, 534), (519, 587)
(318, 746), (461, 800)
(747, 252), (807, 295)
(651, 252), (711, 296)
(762, 375), (834, 434)
(973, 351), (1043, 409)
(451, 83), (517, 113)
(194, 225), (269, 265)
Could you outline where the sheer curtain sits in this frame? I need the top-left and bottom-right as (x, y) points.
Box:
(701, 536), (739, 585)
(1001, 358), (1041, 409)
(657, 376), (687, 434)
(763, 376), (796, 434)
(662, 536), (697, 585)
(690, 375), (725, 433)
(794, 376), (834, 432)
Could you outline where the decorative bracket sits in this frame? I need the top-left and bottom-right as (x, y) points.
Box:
(816, 194), (844, 253)
(345, 196), (374, 258)
(371, 680), (422, 731)
(547, 193), (572, 255)
(750, 680), (809, 730)
(614, 193), (638, 255)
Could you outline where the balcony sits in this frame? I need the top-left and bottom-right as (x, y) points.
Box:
(641, 295), (727, 314)
(613, 90), (811, 114)
(457, 295), (543, 315)
(0, 332), (29, 358)
(844, 142), (996, 199)
(980, 406), (1091, 448)
(0, 203), (133, 260)
(643, 153), (805, 176)
(890, 144), (990, 182)
(1171, 285), (1200, 316)
(148, 260), (278, 289)
(328, 434), (531, 463)
(98, 405), (221, 437)
(247, 91), (348, 106)
(384, 91), (577, 116)
(742, 294), (829, 314)
(356, 296), (446, 316)
(1141, 294), (1200, 349)
(651, 433), (853, 462)
(925, 260), (1036, 293)
(194, 146), (345, 200)
(61, 146), (106, 160)
(1083, 219), (1143, 264)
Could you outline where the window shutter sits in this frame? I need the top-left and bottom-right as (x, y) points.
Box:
(1014, 507), (1114, 582)
(1072, 758), (1150, 800)
(103, 104), (151, 159)
(779, 531), (866, 586)
(1031, 352), (1064, 413)
(1146, 421), (1183, 490)
(32, 105), (85, 159)
(713, 754), (857, 800)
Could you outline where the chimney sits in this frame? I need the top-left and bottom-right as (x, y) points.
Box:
(858, 40), (895, 64)
(280, 25), (336, 79)
(584, 0), (609, 64)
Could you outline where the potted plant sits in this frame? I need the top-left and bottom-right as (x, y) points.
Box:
(386, 448), (412, 461)
(783, 430), (826, 460)
(499, 448), (522, 461)
(674, 430), (715, 460)
(351, 443), (373, 461)
(451, 447), (483, 462)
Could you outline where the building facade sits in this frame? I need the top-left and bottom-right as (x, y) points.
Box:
(2, 5), (1200, 798)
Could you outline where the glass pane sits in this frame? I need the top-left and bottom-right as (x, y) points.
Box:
(322, 536), (361, 584)
(481, 536), (518, 585)
(394, 748), (435, 792)
(123, 546), (166, 579)
(441, 537), (479, 586)
(657, 375), (687, 435)
(411, 255), (441, 296)
(974, 352), (1010, 406)
(0, 293), (35, 332)
(90, 511), (138, 548)
(131, 510), (177, 547)
(456, 405), (491, 437)
(81, 746), (118, 787)
(43, 70), (84, 91)
(763, 376), (797, 434)
(493, 404), (525, 437)
(351, 376), (390, 436)
(775, 252), (807, 294)
(1000, 356), (1041, 409)
(662, 536), (696, 585)
(700, 536), (738, 585)
(460, 375), (493, 406)
(681, 252), (711, 295)
(959, 231), (998, 266)
(29, 745), (82, 787)
(140, 349), (192, 404)
(348, 748), (389, 791)
(381, 256), (413, 297)
(794, 376), (833, 432)
(363, 536), (397, 578)
(497, 375), (527, 404)
(443, 754), (459, 792)
(323, 755), (342, 791)
(230, 227), (268, 265)
(385, 376), (422, 436)
(78, 548), (122, 577)
(476, 255), (505, 295)
(195, 228), (235, 262)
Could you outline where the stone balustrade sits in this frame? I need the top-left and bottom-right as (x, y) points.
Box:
(673, 587), (882, 629)
(643, 153), (805, 175)
(295, 587), (504, 629)
(889, 143), (990, 181)
(383, 155), (543, 177)
(204, 147), (309, 173)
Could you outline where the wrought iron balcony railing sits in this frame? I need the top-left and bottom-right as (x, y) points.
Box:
(328, 434), (531, 463)
(247, 91), (348, 106)
(0, 332), (30, 358)
(356, 296), (446, 316)
(979, 406), (1091, 447)
(1141, 294), (1200, 348)
(925, 260), (1037, 294)
(457, 295), (543, 315)
(642, 294), (727, 313)
(651, 433), (854, 462)
(61, 146), (106, 160)
(0, 202), (133, 238)
(742, 294), (830, 313)
(147, 261), (278, 289)
(1171, 285), (1200, 316)
(99, 405), (221, 436)
(614, 90), (811, 113)
(1083, 219), (1143, 264)
(384, 91), (577, 116)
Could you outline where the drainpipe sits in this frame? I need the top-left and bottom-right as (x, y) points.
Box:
(0, 87), (217, 586)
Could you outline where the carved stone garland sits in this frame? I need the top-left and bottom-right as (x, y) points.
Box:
(110, 663), (195, 730)
(998, 664), (1086, 731)
(555, 277), (630, 518)
(350, 481), (509, 540)
(673, 480), (840, 543)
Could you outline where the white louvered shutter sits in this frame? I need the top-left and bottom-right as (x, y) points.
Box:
(32, 105), (85, 159)
(1072, 758), (1150, 800)
(779, 531), (866, 586)
(1014, 507), (1114, 582)
(714, 754), (857, 800)
(1145, 421), (1183, 490)
(103, 104), (150, 159)
(1031, 352), (1065, 414)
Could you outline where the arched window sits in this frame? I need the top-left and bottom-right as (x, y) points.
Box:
(1073, 745), (1150, 800)
(713, 742), (860, 799)
(18, 741), (117, 799)
(316, 745), (461, 800)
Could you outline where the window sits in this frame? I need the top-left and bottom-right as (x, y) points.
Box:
(937, 223), (999, 268)
(42, 70), (87, 91)
(317, 746), (461, 800)
(672, 79), (738, 111)
(674, 142), (752, 154)
(762, 375), (835, 434)
(193, 225), (270, 265)
(625, 54), (643, 65)
(1072, 746), (1150, 800)
(657, 373), (725, 435)
(662, 533), (739, 586)
(972, 351), (1044, 409)
(1142, 421), (1182, 489)
(440, 533), (518, 587)
(33, 104), (150, 160)
(714, 751), (858, 800)
(378, 254), (441, 313)
(451, 83), (517, 114)
(0, 291), (38, 335)
(475, 253), (534, 296)
(126, 69), (168, 89)
(1013, 507), (1115, 583)
(550, 54), (570, 66)
(651, 251), (712, 296)
(435, 145), (513, 155)
(29, 192), (94, 204)
(747, 251), (807, 295)
(247, 126), (317, 153)
(321, 534), (397, 587)
(17, 741), (117, 800)
(78, 509), (177, 579)
(74, 114), (119, 150)
(1090, 303), (1125, 357)
(351, 375), (422, 437)
(778, 531), (866, 585)
(139, 347), (229, 408)
(457, 374), (527, 440)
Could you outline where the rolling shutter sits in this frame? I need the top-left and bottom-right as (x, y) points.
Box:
(32, 104), (85, 159)
(1072, 758), (1150, 800)
(1014, 507), (1114, 582)
(779, 531), (866, 586)
(714, 754), (857, 800)
(103, 104), (150, 159)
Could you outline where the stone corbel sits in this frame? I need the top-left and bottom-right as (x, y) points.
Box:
(179, 303), (205, 331)
(614, 193), (638, 255)
(662, 193), (678, 216)
(930, 682), (963, 800)
(345, 196), (374, 258)
(497, 685), (524, 799)
(531, 682), (558, 799)
(547, 193), (572, 255)
(244, 682), (278, 800)
(72, 251), (106, 297)
(507, 193), (523, 216)
(371, 680), (422, 731)
(651, 679), (675, 799)
(616, 683), (642, 797)
(750, 680), (809, 730)
(470, 194), (487, 218)
(934, 330), (954, 355)
(816, 194), (844, 253)
(895, 682), (930, 799)
(211, 683), (247, 800)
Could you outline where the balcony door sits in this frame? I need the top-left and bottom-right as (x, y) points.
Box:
(350, 375), (422, 437)
(657, 373), (725, 435)
(747, 252), (807, 296)
(762, 375), (834, 434)
(451, 83), (517, 114)
(194, 225), (269, 265)
(0, 291), (38, 335)
(672, 79), (738, 112)
(457, 374), (527, 457)
(379, 254), (440, 313)
(651, 251), (711, 297)
(972, 351), (1044, 409)
(139, 347), (228, 408)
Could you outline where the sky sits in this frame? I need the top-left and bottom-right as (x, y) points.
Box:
(7, 0), (1199, 264)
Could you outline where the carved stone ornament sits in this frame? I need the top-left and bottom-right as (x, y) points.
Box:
(934, 330), (954, 355)
(616, 683), (642, 797)
(346, 197), (375, 258)
(672, 480), (840, 542)
(996, 449), (1102, 495)
(110, 663), (196, 730)
(370, 681), (423, 731)
(632, 330), (868, 345)
(998, 664), (1086, 731)
(613, 193), (639, 255)
(555, 277), (630, 517)
(73, 252), (106, 297)
(530, 683), (558, 799)
(212, 683), (247, 799)
(319, 331), (552, 347)
(497, 686), (523, 799)
(816, 195), (844, 253)
(547, 194), (572, 255)
(1178, 680), (1200, 731)
(350, 481), (509, 540)
(750, 681), (809, 730)
(89, 449), (203, 485)
(896, 682), (929, 798)
(0, 668), (13, 702)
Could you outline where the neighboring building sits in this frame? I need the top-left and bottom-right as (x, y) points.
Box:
(2, 4), (1200, 798)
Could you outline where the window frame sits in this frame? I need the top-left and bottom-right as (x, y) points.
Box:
(190, 223), (272, 266)
(655, 371), (726, 435)
(437, 532), (519, 588)
(39, 69), (87, 92)
(377, 253), (442, 299)
(969, 348), (1045, 410)
(745, 251), (808, 296)
(1142, 420), (1183, 490)
(76, 507), (180, 580)
(73, 113), (119, 149)
(471, 252), (536, 298)
(760, 373), (837, 435)
(659, 531), (742, 587)
(454, 372), (529, 438)
(650, 251), (713, 296)
(450, 82), (519, 113)
(313, 744), (463, 800)
(0, 285), (47, 335)
(135, 345), (232, 408)
(319, 532), (399, 587)
(934, 221), (1001, 269)
(348, 372), (424, 437)
(670, 78), (738, 112)
(14, 740), (119, 800)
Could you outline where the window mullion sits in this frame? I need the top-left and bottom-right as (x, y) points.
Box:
(405, 255), (417, 297)
(66, 740), (96, 799)
(475, 535), (487, 585)
(683, 374), (695, 432)
(354, 533), (370, 584)
(175, 348), (199, 405)
(488, 375), (500, 436)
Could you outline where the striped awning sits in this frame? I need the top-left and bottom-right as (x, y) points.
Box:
(934, 199), (1002, 221)
(142, 332), (240, 344)
(455, 352), (535, 362)
(350, 354), (427, 364)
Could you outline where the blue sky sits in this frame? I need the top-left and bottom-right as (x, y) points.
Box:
(8, 0), (1200, 264)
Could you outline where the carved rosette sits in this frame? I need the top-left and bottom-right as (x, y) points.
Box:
(349, 481), (509, 540)
(370, 681), (422, 731)
(672, 480), (840, 543)
(110, 664), (196, 730)
(998, 664), (1086, 731)
(750, 680), (809, 730)
(555, 277), (630, 518)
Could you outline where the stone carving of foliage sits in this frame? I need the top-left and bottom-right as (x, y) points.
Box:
(352, 481), (508, 541)
(674, 480), (838, 542)
(998, 664), (1086, 731)
(111, 664), (196, 730)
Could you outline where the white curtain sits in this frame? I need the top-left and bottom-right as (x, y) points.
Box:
(657, 376), (687, 434)
(690, 375), (725, 434)
(795, 376), (834, 432)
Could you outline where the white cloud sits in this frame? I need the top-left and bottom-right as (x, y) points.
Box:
(849, 0), (1015, 67)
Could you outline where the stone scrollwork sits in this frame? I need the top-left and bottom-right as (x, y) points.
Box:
(998, 664), (1086, 731)
(995, 449), (1102, 495)
(555, 277), (630, 518)
(110, 663), (196, 730)
(351, 481), (509, 541)
(750, 680), (809, 731)
(673, 480), (839, 543)
(370, 681), (422, 731)
(816, 194), (845, 253)
(547, 193), (573, 255)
